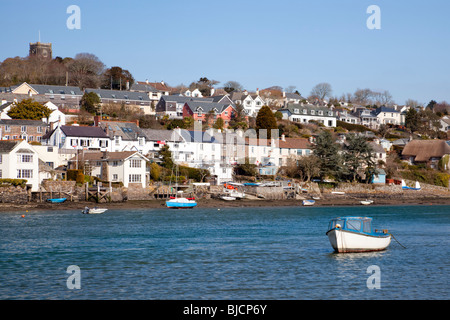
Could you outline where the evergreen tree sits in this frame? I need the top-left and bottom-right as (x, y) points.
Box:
(7, 99), (52, 120)
(255, 105), (278, 139)
(312, 130), (343, 180)
(343, 134), (374, 182)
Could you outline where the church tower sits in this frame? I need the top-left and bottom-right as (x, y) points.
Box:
(29, 42), (52, 59)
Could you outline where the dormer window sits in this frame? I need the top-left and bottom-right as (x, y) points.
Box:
(303, 109), (307, 114)
(294, 108), (299, 114)
(311, 110), (315, 115)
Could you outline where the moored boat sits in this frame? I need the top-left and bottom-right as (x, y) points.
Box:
(47, 198), (67, 203)
(82, 207), (108, 214)
(360, 200), (373, 205)
(326, 217), (391, 253)
(220, 195), (236, 201)
(166, 197), (197, 209)
(302, 199), (315, 206)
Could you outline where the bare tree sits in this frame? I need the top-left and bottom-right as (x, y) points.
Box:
(310, 83), (332, 101)
(67, 53), (105, 89)
(373, 90), (394, 106)
(353, 88), (374, 105)
(223, 80), (244, 93)
(284, 85), (297, 93)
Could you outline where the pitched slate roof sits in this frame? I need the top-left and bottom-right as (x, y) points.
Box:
(28, 84), (84, 96)
(141, 129), (183, 142)
(129, 83), (159, 93)
(184, 101), (233, 114)
(0, 119), (49, 127)
(60, 125), (109, 138)
(402, 139), (450, 162)
(99, 121), (145, 140)
(279, 103), (336, 117)
(0, 140), (20, 153)
(85, 89), (151, 102)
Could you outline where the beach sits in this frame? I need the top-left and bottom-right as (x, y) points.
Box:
(2, 192), (450, 212)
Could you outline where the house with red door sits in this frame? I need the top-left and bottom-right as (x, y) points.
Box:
(183, 101), (237, 127)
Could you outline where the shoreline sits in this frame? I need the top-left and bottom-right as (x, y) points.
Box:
(2, 193), (450, 212)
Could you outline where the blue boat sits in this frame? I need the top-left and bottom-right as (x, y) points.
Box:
(47, 198), (67, 203)
(326, 217), (391, 253)
(166, 197), (197, 209)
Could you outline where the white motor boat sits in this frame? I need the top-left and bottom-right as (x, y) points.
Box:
(326, 217), (391, 253)
(302, 199), (315, 206)
(82, 207), (108, 214)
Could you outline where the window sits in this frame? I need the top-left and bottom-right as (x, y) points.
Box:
(294, 109), (299, 114)
(310, 110), (315, 115)
(0, 169), (2, 178)
(346, 219), (362, 232)
(21, 126), (27, 132)
(19, 154), (33, 163)
(130, 159), (141, 168)
(113, 174), (118, 181)
(4, 125), (10, 132)
(17, 169), (33, 179)
(0, 154), (2, 163)
(303, 109), (307, 114)
(129, 174), (141, 183)
(112, 161), (119, 166)
(37, 126), (42, 133)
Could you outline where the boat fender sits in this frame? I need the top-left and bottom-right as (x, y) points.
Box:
(335, 224), (341, 229)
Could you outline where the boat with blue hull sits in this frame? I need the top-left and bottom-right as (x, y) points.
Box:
(46, 198), (67, 203)
(326, 217), (391, 253)
(166, 198), (197, 209)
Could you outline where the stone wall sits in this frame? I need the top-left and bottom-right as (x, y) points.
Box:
(0, 186), (28, 204)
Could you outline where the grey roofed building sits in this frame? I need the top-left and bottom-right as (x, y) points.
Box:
(141, 128), (183, 143)
(279, 103), (336, 117)
(0, 118), (50, 128)
(184, 101), (233, 114)
(99, 120), (146, 140)
(85, 88), (151, 102)
(129, 83), (160, 93)
(59, 125), (109, 138)
(27, 84), (84, 96)
(0, 140), (21, 153)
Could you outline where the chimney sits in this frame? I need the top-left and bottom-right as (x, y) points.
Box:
(282, 91), (286, 98)
(145, 79), (149, 84)
(256, 88), (259, 95)
(210, 88), (215, 96)
(126, 81), (130, 90)
(94, 115), (101, 127)
(281, 134), (286, 142)
(161, 81), (165, 86)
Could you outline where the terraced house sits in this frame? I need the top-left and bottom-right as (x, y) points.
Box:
(278, 103), (337, 127)
(0, 119), (49, 143)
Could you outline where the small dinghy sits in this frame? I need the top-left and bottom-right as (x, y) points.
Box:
(360, 200), (373, 205)
(302, 199), (315, 206)
(326, 217), (391, 253)
(82, 207), (108, 214)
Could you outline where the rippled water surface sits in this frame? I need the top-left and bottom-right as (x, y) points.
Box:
(0, 205), (448, 299)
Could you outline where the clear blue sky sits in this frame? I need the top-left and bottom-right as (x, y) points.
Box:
(1, 0), (449, 105)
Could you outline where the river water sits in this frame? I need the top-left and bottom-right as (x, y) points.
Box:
(0, 205), (448, 300)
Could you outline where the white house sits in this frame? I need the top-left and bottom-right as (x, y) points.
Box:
(43, 101), (66, 126)
(374, 106), (402, 126)
(69, 151), (149, 188)
(228, 91), (265, 117)
(277, 135), (313, 167)
(278, 103), (337, 127)
(0, 140), (40, 191)
(42, 125), (111, 151)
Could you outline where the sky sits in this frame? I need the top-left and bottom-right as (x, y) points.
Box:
(1, 0), (449, 105)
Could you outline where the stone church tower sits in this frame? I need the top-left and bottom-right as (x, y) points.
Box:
(29, 42), (52, 59)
